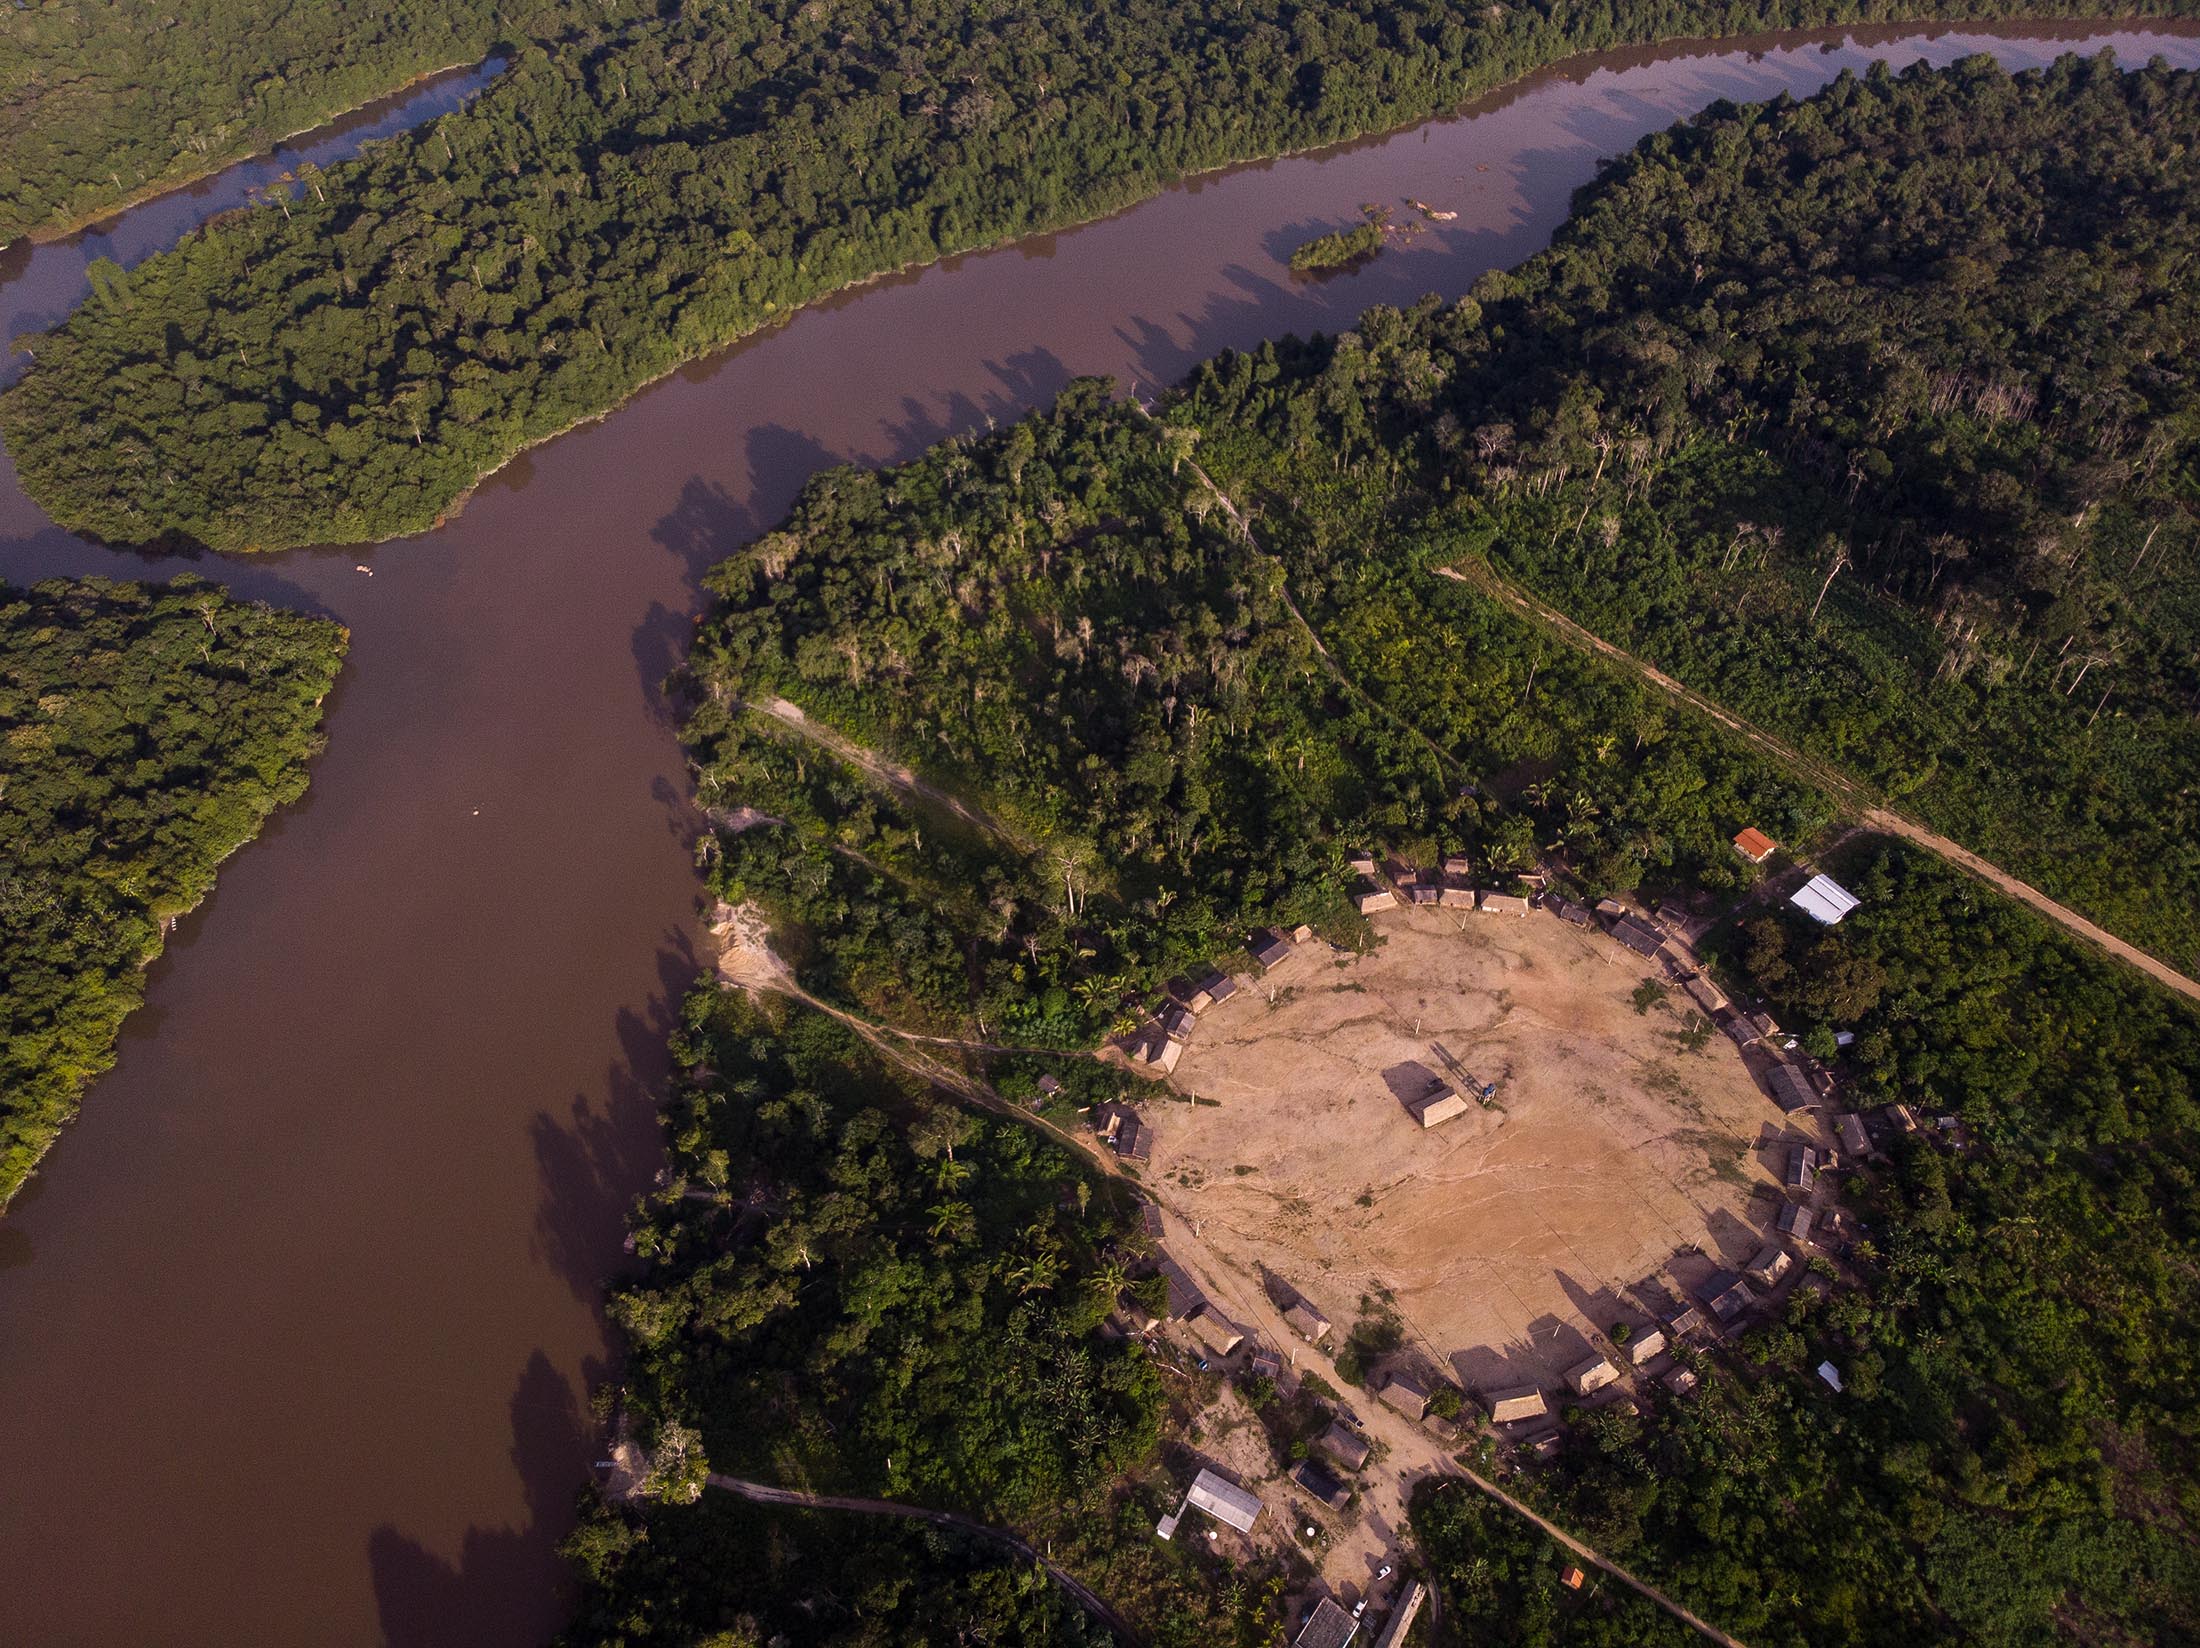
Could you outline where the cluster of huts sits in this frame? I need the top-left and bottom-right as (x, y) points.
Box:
(1149, 1331), (1430, 1648)
(1118, 925), (1310, 1077)
(1128, 1218), (1292, 1388)
(1348, 851), (1535, 918)
(1555, 879), (1899, 1188)
(1477, 1307), (1697, 1461)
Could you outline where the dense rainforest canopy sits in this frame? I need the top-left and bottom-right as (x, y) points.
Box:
(0, 0), (607, 242)
(6, 0), (2197, 550)
(0, 576), (344, 1208)
(563, 990), (1293, 1646)
(1176, 51), (2200, 973)
(576, 59), (2200, 1646)
(1572, 836), (2200, 1647)
(683, 378), (1819, 1051)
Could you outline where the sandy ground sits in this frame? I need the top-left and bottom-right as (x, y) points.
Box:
(1149, 906), (1790, 1396)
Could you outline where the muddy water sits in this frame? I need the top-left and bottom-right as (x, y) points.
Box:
(1, 21), (2193, 1646)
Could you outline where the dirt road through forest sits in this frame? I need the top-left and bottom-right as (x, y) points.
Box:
(1437, 562), (2200, 1007)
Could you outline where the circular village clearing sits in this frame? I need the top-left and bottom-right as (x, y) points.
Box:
(1153, 899), (1783, 1395)
(1095, 862), (1878, 1641)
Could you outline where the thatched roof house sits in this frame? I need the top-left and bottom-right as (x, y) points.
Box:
(1411, 1086), (1470, 1128)
(1768, 1064), (1818, 1114)
(1285, 1302), (1331, 1343)
(1155, 1252), (1206, 1320)
(1695, 1271), (1755, 1324)
(1626, 1328), (1666, 1366)
(1293, 1598), (1359, 1648)
(1318, 1422), (1371, 1471)
(1745, 1242), (1793, 1287)
(1379, 1374), (1430, 1419)
(1566, 1357), (1620, 1397)
(1186, 1307), (1244, 1356)
(1786, 1143), (1818, 1191)
(1487, 1385), (1548, 1424)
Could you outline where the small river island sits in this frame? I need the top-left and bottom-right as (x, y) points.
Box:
(1289, 212), (1389, 273)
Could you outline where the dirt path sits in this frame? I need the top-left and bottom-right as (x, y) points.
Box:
(1432, 1466), (1750, 1648)
(705, 1473), (1139, 1643)
(1132, 409), (1464, 782)
(706, 900), (1121, 1170)
(1145, 1190), (1750, 1648)
(1437, 561), (2200, 1007)
(730, 692), (1041, 855)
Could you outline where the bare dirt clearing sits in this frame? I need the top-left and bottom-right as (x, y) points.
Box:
(1151, 907), (1787, 1390)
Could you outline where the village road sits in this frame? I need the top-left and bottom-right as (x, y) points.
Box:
(1144, 1199), (1752, 1648)
(1435, 561), (2200, 1007)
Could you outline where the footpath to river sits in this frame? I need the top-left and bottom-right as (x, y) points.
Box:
(2, 21), (2196, 1647)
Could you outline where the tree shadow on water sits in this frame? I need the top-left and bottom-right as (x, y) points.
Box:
(366, 939), (702, 1644)
(526, 932), (694, 1306)
(876, 346), (1071, 466)
(368, 1350), (593, 1648)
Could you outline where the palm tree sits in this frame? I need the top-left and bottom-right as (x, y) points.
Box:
(926, 1201), (974, 1245)
(1085, 1256), (1131, 1303)
(1018, 1249), (1065, 1294)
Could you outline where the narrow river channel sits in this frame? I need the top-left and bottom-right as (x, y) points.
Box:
(2, 21), (2194, 1645)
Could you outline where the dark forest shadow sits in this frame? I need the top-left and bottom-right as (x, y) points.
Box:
(368, 1350), (590, 1648)
(877, 347), (1071, 465)
(526, 932), (692, 1305)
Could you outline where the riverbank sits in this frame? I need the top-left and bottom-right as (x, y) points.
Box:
(4, 25), (2197, 1643)
(0, 577), (345, 1210)
(10, 59), (497, 252)
(9, 4), (2200, 553)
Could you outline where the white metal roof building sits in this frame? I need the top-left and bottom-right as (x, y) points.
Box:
(1790, 874), (1861, 925)
(1184, 1468), (1263, 1533)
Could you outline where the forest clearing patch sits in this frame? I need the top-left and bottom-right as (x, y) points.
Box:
(1152, 906), (1782, 1388)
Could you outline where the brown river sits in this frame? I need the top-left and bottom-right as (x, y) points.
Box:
(2, 21), (2194, 1645)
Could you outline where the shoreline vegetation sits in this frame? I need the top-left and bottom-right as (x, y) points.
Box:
(5, 58), (490, 253)
(0, 0), (603, 243)
(0, 577), (345, 1210)
(567, 61), (2200, 1646)
(1287, 213), (1387, 273)
(5, 4), (2199, 556)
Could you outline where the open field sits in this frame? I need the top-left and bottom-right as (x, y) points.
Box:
(1149, 906), (1792, 1393)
